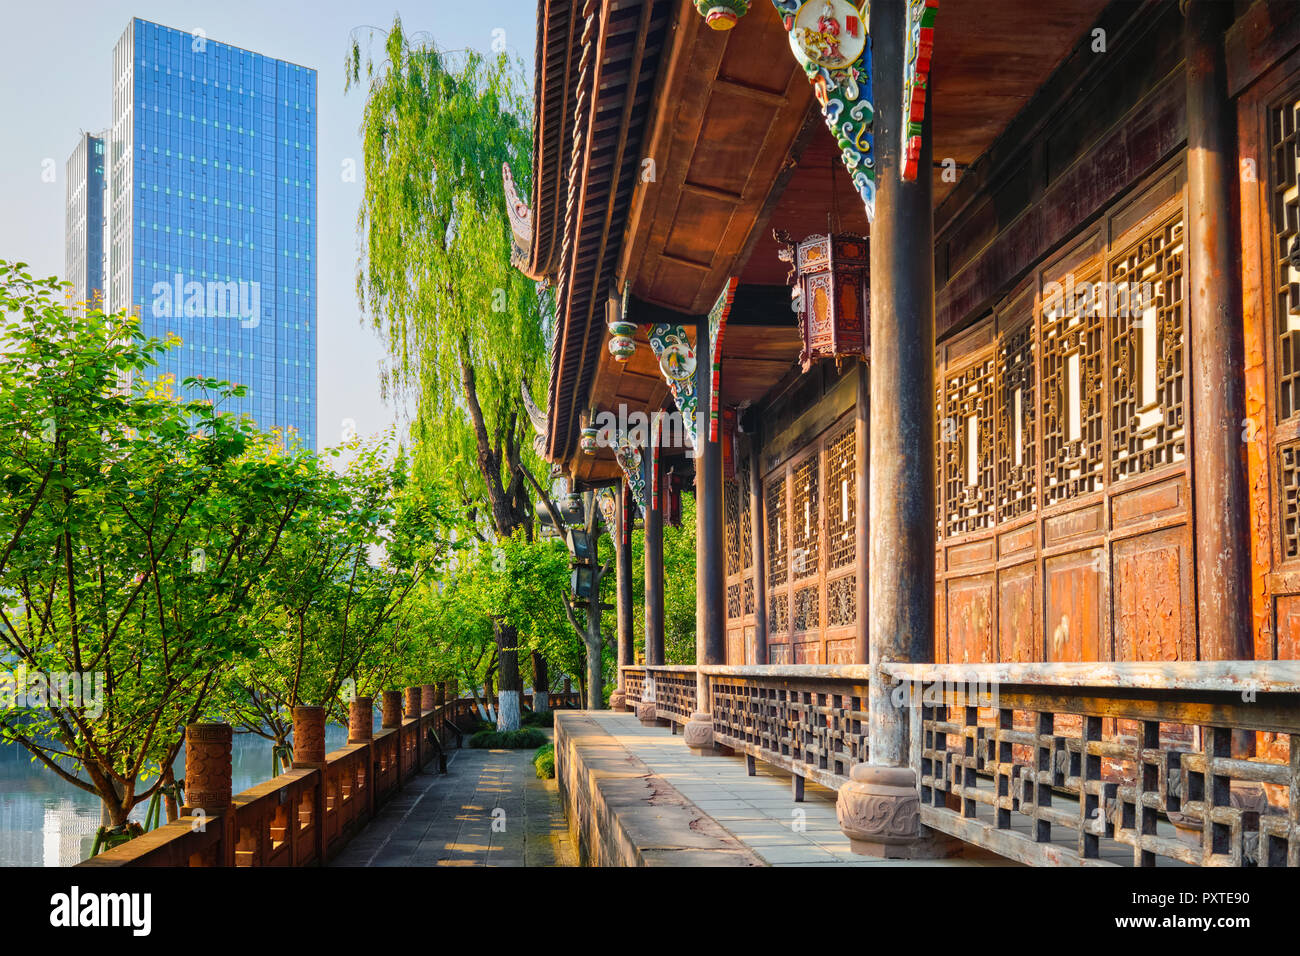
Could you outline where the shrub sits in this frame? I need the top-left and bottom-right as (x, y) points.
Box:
(522, 709), (554, 728)
(467, 727), (549, 749)
(533, 743), (555, 779)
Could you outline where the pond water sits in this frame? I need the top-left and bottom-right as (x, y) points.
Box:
(0, 724), (349, 866)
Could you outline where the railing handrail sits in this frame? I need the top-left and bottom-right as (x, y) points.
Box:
(884, 660), (1300, 694)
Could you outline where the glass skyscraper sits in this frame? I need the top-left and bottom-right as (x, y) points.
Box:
(92, 18), (317, 447)
(63, 132), (106, 313)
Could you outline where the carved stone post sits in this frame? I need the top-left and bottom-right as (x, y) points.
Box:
(435, 683), (446, 708)
(183, 722), (234, 865)
(421, 683), (438, 712)
(611, 481), (635, 712)
(348, 697), (374, 744)
(292, 706), (327, 768)
(405, 686), (422, 719)
(183, 723), (232, 813)
(381, 690), (403, 728)
(836, 0), (937, 857)
(687, 314), (725, 754)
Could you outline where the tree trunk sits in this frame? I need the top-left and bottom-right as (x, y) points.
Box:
(531, 651), (550, 713)
(161, 764), (180, 823)
(496, 622), (522, 731)
(585, 624), (603, 710)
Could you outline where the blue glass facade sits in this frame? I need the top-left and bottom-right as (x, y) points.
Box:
(120, 19), (316, 448)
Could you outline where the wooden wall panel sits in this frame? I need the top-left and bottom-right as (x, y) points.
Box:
(1112, 526), (1194, 662)
(1044, 548), (1105, 662)
(946, 573), (994, 663)
(997, 561), (1038, 662)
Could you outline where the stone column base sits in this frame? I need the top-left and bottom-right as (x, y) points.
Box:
(609, 691), (627, 712)
(636, 700), (658, 726)
(837, 763), (957, 859)
(684, 711), (716, 754)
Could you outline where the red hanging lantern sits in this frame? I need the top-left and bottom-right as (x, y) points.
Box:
(777, 230), (869, 372)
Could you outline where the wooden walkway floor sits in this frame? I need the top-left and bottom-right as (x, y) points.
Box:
(330, 737), (576, 867)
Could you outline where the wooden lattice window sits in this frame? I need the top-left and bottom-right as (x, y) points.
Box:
(739, 456), (753, 570)
(1042, 271), (1105, 504)
(1281, 441), (1300, 559)
(791, 455), (820, 580)
(793, 585), (820, 632)
(726, 582), (742, 619)
(769, 592), (789, 633)
(943, 355), (995, 535)
(1273, 95), (1300, 420)
(766, 475), (788, 589)
(824, 423), (856, 569)
(827, 575), (856, 627)
(996, 321), (1036, 519)
(935, 379), (944, 537)
(724, 477), (742, 578)
(1110, 214), (1186, 480)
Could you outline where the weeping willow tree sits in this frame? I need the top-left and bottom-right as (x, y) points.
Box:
(346, 19), (549, 730)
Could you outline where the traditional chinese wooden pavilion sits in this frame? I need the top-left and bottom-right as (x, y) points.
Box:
(511, 0), (1300, 866)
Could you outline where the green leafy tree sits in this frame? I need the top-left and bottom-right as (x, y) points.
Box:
(218, 433), (447, 769)
(347, 19), (550, 729)
(0, 263), (314, 826)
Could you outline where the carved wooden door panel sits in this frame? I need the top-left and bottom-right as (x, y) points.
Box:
(1239, 48), (1300, 665)
(934, 163), (1193, 666)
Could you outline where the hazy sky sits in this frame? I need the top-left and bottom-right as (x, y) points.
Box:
(0, 0), (537, 450)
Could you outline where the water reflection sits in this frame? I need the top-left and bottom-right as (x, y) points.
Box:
(0, 724), (348, 866)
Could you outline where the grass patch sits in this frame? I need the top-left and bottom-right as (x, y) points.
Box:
(533, 743), (555, 779)
(467, 727), (549, 750)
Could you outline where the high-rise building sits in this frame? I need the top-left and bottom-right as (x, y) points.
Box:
(73, 17), (317, 447)
(63, 132), (106, 312)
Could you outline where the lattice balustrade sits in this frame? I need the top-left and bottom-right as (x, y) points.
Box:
(997, 321), (1036, 519)
(944, 355), (996, 535)
(648, 667), (697, 724)
(791, 454), (821, 580)
(1273, 94), (1300, 421)
(623, 667), (645, 705)
(1109, 214), (1186, 481)
(707, 670), (870, 790)
(1042, 271), (1105, 504)
(894, 665), (1300, 867)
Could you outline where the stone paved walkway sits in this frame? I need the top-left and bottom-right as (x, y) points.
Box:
(589, 713), (1010, 866)
(330, 738), (576, 867)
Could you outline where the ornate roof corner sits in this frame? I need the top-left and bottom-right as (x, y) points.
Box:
(521, 379), (549, 457)
(504, 161), (538, 275)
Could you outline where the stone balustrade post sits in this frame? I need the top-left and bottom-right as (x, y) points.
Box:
(381, 690), (403, 729)
(349, 696), (374, 744)
(183, 722), (234, 865)
(292, 706), (327, 768)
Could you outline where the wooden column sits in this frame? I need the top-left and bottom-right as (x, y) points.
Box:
(643, 443), (665, 667)
(1184, 0), (1252, 664)
(855, 362), (870, 664)
(838, 0), (938, 858)
(865, 0), (935, 768)
(611, 481), (635, 710)
(688, 318), (726, 752)
(697, 322), (726, 682)
(747, 433), (768, 664)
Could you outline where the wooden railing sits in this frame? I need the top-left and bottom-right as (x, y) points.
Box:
(648, 666), (696, 725)
(78, 693), (576, 868)
(706, 665), (870, 790)
(618, 660), (1300, 867)
(623, 667), (645, 705)
(885, 662), (1300, 868)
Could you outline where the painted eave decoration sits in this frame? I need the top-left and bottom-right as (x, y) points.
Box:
(648, 324), (699, 452)
(694, 0), (752, 30)
(503, 162), (534, 271)
(773, 0), (876, 221)
(708, 277), (739, 442)
(901, 0), (938, 182)
(608, 283), (637, 362)
(612, 433), (647, 513)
